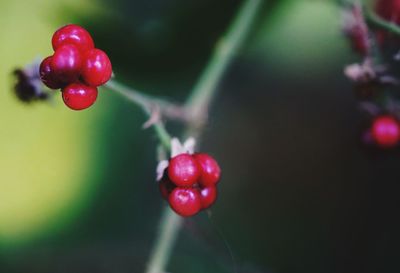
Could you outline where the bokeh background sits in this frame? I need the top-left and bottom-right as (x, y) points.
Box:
(1, 0), (400, 272)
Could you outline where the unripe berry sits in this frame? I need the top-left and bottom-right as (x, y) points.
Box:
(39, 56), (64, 89)
(81, 48), (112, 86)
(168, 154), (200, 187)
(193, 153), (221, 187)
(169, 188), (201, 217)
(199, 185), (217, 209)
(51, 44), (82, 83)
(371, 115), (400, 147)
(52, 24), (94, 53)
(62, 83), (98, 110)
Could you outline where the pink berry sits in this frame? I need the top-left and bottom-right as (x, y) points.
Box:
(62, 83), (98, 110)
(199, 185), (217, 209)
(52, 24), (94, 53)
(193, 153), (221, 187)
(168, 154), (200, 187)
(39, 56), (64, 89)
(51, 44), (82, 83)
(168, 188), (201, 217)
(81, 48), (112, 86)
(371, 115), (400, 148)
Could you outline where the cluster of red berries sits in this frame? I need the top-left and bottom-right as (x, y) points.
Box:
(39, 24), (112, 110)
(159, 153), (221, 217)
(370, 115), (400, 148)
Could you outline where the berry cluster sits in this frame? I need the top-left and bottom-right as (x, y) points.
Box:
(159, 153), (221, 217)
(370, 115), (400, 148)
(39, 24), (112, 110)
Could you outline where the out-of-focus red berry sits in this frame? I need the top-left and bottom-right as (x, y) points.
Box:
(371, 115), (400, 147)
(375, 0), (400, 24)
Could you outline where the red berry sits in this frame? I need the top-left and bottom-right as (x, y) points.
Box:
(52, 24), (94, 53)
(39, 56), (64, 89)
(168, 188), (201, 217)
(81, 48), (112, 86)
(375, 0), (400, 25)
(371, 115), (400, 147)
(62, 83), (98, 110)
(167, 154), (200, 187)
(51, 44), (82, 83)
(193, 153), (221, 187)
(159, 176), (176, 200)
(199, 185), (217, 209)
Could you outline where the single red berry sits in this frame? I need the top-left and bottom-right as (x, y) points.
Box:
(371, 115), (400, 147)
(52, 24), (94, 53)
(168, 187), (201, 217)
(167, 154), (200, 187)
(375, 0), (400, 25)
(39, 56), (64, 89)
(81, 48), (112, 86)
(199, 185), (217, 209)
(193, 153), (221, 187)
(159, 176), (176, 200)
(51, 44), (82, 83)
(62, 83), (98, 110)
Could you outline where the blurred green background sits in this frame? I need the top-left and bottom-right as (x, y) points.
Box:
(2, 0), (400, 272)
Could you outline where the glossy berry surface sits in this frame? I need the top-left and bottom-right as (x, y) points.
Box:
(81, 48), (112, 87)
(159, 176), (176, 200)
(371, 115), (400, 147)
(51, 44), (82, 83)
(62, 83), (98, 110)
(52, 24), (94, 53)
(39, 56), (64, 89)
(168, 154), (200, 187)
(199, 185), (217, 209)
(168, 188), (201, 217)
(193, 153), (221, 186)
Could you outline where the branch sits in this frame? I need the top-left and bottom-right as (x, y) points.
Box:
(365, 9), (400, 35)
(145, 1), (263, 273)
(185, 0), (262, 133)
(104, 80), (172, 150)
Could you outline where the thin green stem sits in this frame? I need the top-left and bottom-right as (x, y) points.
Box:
(104, 80), (172, 150)
(185, 0), (262, 130)
(145, 209), (183, 273)
(145, 1), (263, 273)
(365, 9), (400, 35)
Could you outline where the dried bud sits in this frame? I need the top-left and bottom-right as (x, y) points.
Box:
(342, 3), (370, 55)
(12, 60), (50, 103)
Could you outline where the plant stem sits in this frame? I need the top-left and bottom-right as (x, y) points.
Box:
(104, 80), (172, 150)
(185, 0), (262, 132)
(145, 209), (183, 273)
(145, 1), (262, 273)
(365, 9), (400, 35)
